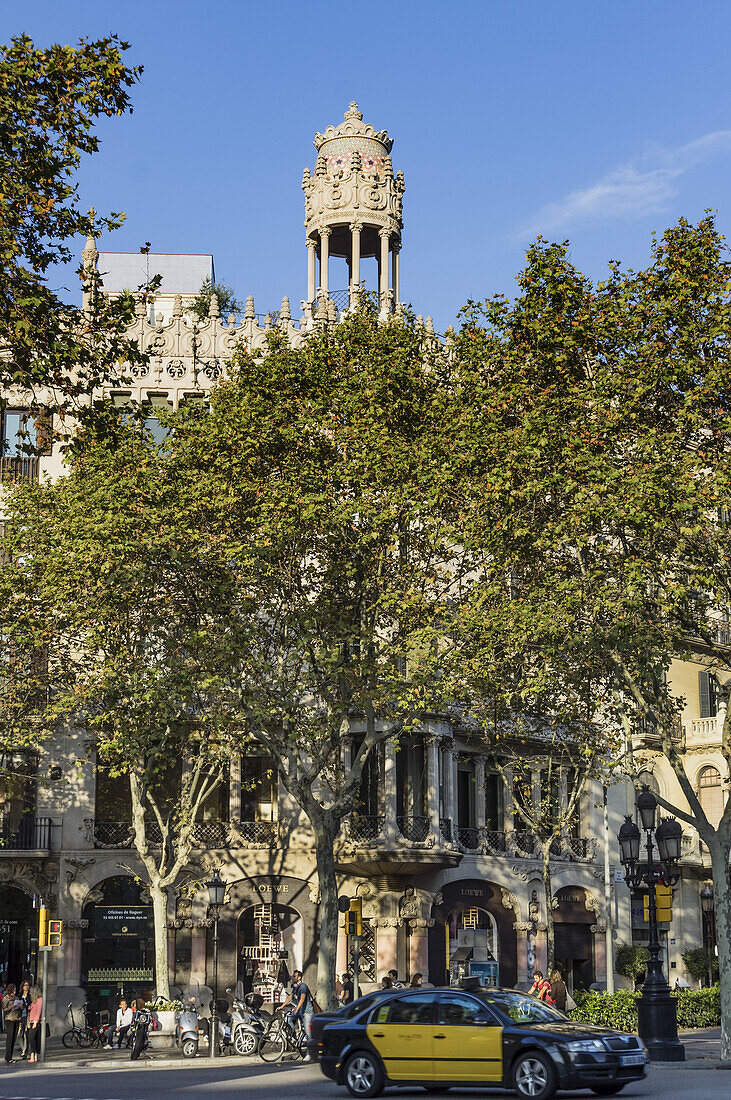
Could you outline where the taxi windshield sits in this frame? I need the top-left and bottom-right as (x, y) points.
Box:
(482, 991), (567, 1024)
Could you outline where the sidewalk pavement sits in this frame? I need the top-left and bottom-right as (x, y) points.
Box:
(29, 1028), (724, 1071)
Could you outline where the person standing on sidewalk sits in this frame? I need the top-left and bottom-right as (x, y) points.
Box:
(18, 981), (31, 1059)
(550, 969), (567, 1012)
(25, 987), (42, 1064)
(2, 984), (23, 1063)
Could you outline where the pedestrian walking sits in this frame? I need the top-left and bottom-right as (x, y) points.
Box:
(2, 984), (23, 1063)
(338, 973), (354, 1005)
(550, 969), (567, 1012)
(25, 987), (42, 1064)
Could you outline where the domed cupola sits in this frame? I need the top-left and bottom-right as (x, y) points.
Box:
(302, 102), (404, 314)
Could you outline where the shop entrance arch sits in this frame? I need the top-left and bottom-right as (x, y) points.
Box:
(0, 886), (36, 986)
(82, 875), (154, 1018)
(553, 886), (596, 992)
(237, 902), (303, 1004)
(429, 879), (517, 988)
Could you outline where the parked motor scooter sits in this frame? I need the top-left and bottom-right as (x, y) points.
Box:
(175, 983), (211, 1059)
(228, 984), (267, 1056)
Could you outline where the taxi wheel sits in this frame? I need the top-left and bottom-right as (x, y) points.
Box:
(511, 1050), (557, 1100)
(343, 1050), (385, 1098)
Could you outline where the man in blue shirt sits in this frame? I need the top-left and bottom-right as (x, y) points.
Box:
(277, 971), (313, 1057)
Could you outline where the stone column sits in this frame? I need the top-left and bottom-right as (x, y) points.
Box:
(392, 242), (400, 305)
(475, 755), (486, 830)
(319, 227), (331, 296)
(376, 919), (399, 974)
(306, 238), (317, 303)
(190, 924), (207, 984)
(378, 228), (390, 305)
(443, 744), (456, 842)
(408, 920), (429, 978)
(230, 755), (241, 821)
(383, 739), (399, 842)
(350, 221), (361, 300)
(426, 736), (441, 844)
(336, 923), (348, 977)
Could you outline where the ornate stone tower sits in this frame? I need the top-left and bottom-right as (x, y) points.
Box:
(302, 102), (405, 314)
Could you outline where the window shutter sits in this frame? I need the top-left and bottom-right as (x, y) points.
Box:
(699, 671), (712, 719)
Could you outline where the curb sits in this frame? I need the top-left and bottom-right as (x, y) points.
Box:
(37, 1055), (260, 1070)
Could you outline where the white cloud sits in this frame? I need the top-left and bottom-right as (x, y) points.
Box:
(518, 130), (731, 239)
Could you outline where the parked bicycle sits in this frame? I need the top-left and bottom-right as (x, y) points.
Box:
(258, 1013), (307, 1063)
(61, 1003), (107, 1048)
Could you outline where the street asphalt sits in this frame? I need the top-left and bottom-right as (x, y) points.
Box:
(0, 1060), (730, 1099)
(0, 1029), (721, 1100)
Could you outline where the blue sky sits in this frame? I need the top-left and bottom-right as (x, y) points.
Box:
(9, 0), (731, 332)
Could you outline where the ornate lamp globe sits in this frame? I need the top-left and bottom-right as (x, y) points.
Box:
(701, 883), (715, 914)
(636, 785), (658, 831)
(618, 815), (641, 865)
(656, 817), (682, 862)
(206, 869), (226, 909)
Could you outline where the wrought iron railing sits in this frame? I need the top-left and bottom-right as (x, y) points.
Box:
(565, 836), (591, 860)
(457, 826), (480, 851)
(349, 814), (385, 843)
(93, 821), (134, 848)
(93, 818), (279, 849)
(0, 816), (51, 850)
(397, 815), (429, 842)
(0, 456), (39, 484)
(439, 817), (453, 843)
(224, 820), (279, 846)
(483, 829), (507, 855)
(513, 830), (536, 857)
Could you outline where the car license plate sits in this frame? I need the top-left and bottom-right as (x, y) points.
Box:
(620, 1053), (645, 1066)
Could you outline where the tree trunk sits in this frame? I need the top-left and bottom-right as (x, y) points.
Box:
(312, 815), (341, 1011)
(542, 840), (555, 979)
(710, 830), (731, 1061)
(149, 880), (171, 1000)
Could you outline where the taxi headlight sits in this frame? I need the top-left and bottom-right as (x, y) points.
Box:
(564, 1039), (606, 1054)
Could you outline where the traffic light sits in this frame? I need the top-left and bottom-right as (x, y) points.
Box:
(656, 884), (672, 922)
(38, 907), (49, 947)
(346, 898), (363, 937)
(642, 885), (673, 923)
(48, 920), (63, 947)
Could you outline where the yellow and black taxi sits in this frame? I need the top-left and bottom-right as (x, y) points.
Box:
(319, 986), (649, 1099)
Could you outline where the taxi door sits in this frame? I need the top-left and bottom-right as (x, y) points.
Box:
(432, 993), (503, 1082)
(365, 992), (436, 1081)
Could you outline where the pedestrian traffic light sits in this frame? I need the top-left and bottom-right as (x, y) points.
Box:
(656, 884), (672, 922)
(48, 919), (63, 947)
(346, 898), (362, 937)
(38, 907), (49, 947)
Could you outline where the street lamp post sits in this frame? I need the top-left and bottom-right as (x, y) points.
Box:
(617, 787), (685, 1061)
(206, 869), (227, 1060)
(700, 884), (716, 987)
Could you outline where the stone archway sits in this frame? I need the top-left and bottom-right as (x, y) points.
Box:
(216, 874), (319, 995)
(429, 879), (517, 988)
(553, 885), (597, 992)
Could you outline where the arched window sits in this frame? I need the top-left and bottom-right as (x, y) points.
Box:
(698, 766), (725, 829)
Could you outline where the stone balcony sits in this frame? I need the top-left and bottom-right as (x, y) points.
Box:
(687, 714), (724, 742)
(334, 814), (596, 874)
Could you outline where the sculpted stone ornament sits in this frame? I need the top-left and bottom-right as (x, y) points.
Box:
(65, 856), (95, 883)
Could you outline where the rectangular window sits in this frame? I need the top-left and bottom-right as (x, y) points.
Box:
(698, 671), (718, 719)
(1, 410), (37, 457)
(485, 772), (502, 831)
(241, 754), (278, 821)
